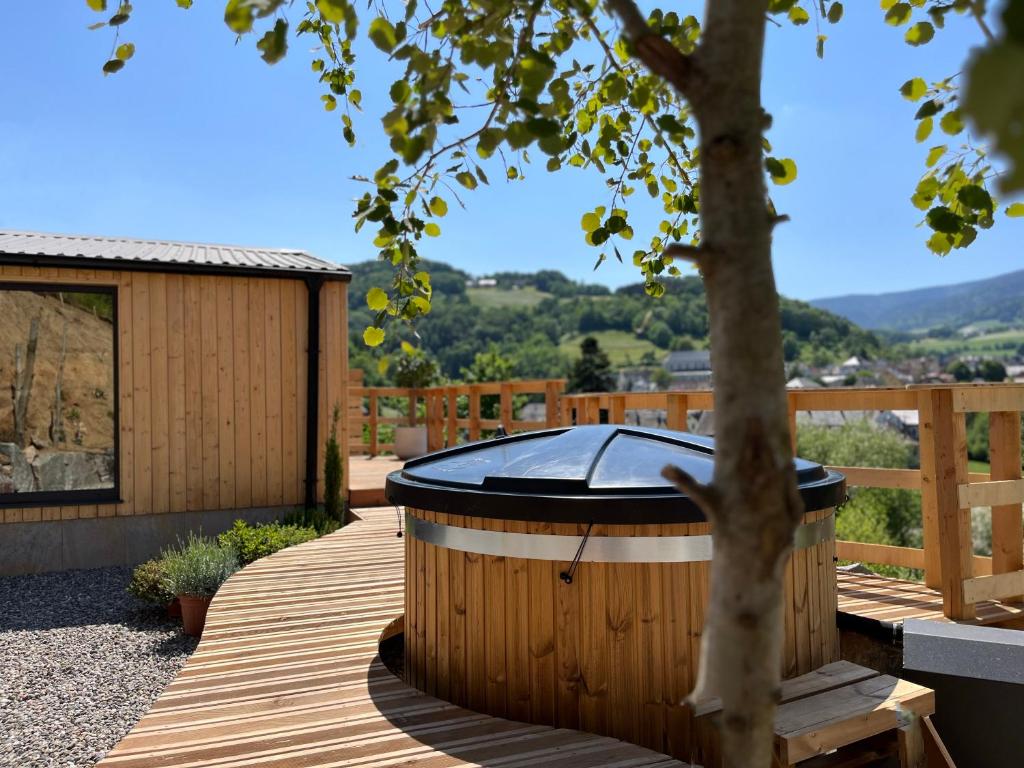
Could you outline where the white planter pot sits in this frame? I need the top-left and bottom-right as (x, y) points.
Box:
(393, 426), (428, 460)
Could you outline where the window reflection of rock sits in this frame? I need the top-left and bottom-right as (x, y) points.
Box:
(0, 288), (115, 496)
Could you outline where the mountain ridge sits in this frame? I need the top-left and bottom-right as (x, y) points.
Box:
(810, 268), (1024, 331)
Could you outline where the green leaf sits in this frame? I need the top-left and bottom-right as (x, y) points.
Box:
(224, 0), (254, 33)
(400, 340), (415, 355)
(321, 94), (337, 111)
(905, 21), (935, 46)
(926, 232), (953, 255)
(939, 108), (963, 135)
(366, 287), (389, 311)
(788, 6), (810, 24)
(925, 144), (946, 167)
(363, 326), (386, 347)
(86, 0), (107, 11)
(428, 197), (448, 217)
(581, 212), (601, 232)
(915, 117), (933, 142)
(827, 2), (844, 23)
(926, 206), (962, 234)
(424, 222), (441, 237)
(368, 17), (397, 52)
(899, 77), (927, 101)
(455, 171), (478, 190)
(816, 34), (827, 59)
(115, 42), (135, 61)
(316, 0), (348, 24)
(256, 19), (288, 64)
(176, 0), (192, 7)
(102, 58), (124, 74)
(389, 79), (411, 104)
(766, 157), (798, 185)
(957, 184), (993, 213)
(915, 99), (941, 119)
(964, 41), (1024, 193)
(884, 3), (912, 25)
(1006, 203), (1024, 217)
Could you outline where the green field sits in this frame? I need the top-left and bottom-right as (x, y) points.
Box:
(908, 328), (1024, 358)
(559, 330), (664, 366)
(969, 459), (991, 475)
(466, 286), (552, 308)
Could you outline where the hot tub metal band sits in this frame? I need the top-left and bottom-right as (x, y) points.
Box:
(404, 511), (834, 564)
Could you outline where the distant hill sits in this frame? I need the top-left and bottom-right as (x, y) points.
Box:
(811, 269), (1024, 332)
(347, 259), (884, 384)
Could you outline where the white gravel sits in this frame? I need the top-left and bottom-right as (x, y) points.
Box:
(0, 567), (198, 768)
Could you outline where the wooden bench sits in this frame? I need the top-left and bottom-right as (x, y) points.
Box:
(696, 661), (948, 767)
(98, 507), (687, 768)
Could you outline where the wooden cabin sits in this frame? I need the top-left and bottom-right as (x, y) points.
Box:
(0, 230), (350, 574)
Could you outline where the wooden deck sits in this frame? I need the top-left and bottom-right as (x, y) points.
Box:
(99, 506), (686, 768)
(837, 570), (1024, 629)
(348, 455), (403, 508)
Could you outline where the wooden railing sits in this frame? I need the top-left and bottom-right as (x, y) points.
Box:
(563, 384), (1024, 620)
(350, 373), (1024, 620)
(348, 372), (565, 456)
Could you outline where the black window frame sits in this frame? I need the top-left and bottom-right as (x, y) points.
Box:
(0, 281), (120, 509)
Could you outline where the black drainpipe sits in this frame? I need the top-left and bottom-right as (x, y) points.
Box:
(304, 277), (324, 511)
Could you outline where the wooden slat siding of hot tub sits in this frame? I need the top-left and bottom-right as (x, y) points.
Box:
(553, 520), (583, 730)
(0, 268), (347, 522)
(405, 507), (837, 763)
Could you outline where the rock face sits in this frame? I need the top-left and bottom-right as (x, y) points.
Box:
(0, 442), (36, 494)
(0, 443), (114, 495)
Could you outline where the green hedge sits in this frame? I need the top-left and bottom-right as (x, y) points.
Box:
(217, 520), (319, 567)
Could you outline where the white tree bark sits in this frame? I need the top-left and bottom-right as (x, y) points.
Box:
(614, 1), (805, 765)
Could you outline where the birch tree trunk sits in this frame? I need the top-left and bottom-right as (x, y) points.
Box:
(688, 4), (804, 765)
(614, 1), (806, 765)
(12, 316), (41, 448)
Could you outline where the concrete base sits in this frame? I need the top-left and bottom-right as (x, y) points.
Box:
(0, 506), (289, 575)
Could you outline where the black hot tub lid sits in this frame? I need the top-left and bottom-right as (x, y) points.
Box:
(385, 425), (845, 524)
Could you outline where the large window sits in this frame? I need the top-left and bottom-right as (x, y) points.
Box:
(0, 284), (117, 506)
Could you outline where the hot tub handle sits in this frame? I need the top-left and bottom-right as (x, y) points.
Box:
(559, 521), (594, 585)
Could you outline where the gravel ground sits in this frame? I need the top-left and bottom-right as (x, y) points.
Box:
(0, 567), (198, 768)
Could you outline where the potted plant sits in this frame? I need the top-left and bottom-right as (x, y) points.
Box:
(127, 557), (179, 617)
(392, 347), (439, 459)
(162, 533), (239, 637)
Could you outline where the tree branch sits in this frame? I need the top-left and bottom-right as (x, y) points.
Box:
(605, 0), (702, 102)
(662, 243), (710, 264)
(661, 464), (721, 518)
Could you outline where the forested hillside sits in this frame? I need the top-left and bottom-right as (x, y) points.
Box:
(348, 260), (883, 383)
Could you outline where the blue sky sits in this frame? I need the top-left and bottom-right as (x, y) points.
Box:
(1, 3), (1019, 301)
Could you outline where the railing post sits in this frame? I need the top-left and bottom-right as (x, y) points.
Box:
(408, 389), (418, 427)
(560, 394), (573, 426)
(989, 410), (1024, 601)
(500, 382), (513, 430)
(787, 391), (798, 456)
(368, 391), (378, 458)
(917, 388), (940, 589)
(666, 393), (688, 431)
(609, 394), (626, 425)
(446, 386), (458, 447)
(426, 391), (443, 452)
(922, 387), (974, 620)
(469, 384), (481, 441)
(545, 381), (561, 428)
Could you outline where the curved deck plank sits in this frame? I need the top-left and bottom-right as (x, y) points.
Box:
(100, 508), (686, 768)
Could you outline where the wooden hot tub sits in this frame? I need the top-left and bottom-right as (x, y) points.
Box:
(387, 425), (845, 762)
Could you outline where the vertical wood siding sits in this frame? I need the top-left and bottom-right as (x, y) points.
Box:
(0, 266), (348, 523)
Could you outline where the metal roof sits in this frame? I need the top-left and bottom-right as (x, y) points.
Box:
(0, 230), (350, 281)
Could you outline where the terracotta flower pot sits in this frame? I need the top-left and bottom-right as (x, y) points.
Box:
(178, 594), (212, 637)
(166, 597), (182, 619)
